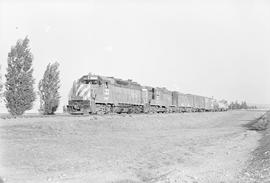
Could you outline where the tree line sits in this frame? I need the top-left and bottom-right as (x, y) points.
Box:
(228, 101), (257, 110)
(0, 37), (60, 116)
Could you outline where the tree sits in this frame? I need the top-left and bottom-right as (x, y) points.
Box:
(240, 101), (248, 109)
(229, 100), (252, 110)
(0, 65), (3, 102)
(38, 62), (60, 115)
(5, 37), (36, 115)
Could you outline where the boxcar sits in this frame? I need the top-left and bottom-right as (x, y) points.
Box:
(194, 95), (206, 111)
(204, 97), (214, 111)
(213, 100), (219, 111)
(172, 91), (178, 108)
(172, 92), (190, 112)
(178, 93), (189, 110)
(159, 87), (173, 108)
(185, 94), (206, 111)
(185, 94), (195, 111)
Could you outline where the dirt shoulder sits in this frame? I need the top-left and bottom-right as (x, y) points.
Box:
(0, 111), (266, 183)
(240, 111), (270, 183)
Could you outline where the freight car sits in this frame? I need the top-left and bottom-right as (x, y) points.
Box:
(193, 95), (206, 112)
(172, 92), (191, 112)
(185, 94), (194, 112)
(67, 73), (228, 114)
(204, 97), (214, 111)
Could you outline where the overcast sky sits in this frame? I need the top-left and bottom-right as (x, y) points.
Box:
(1, 0), (270, 112)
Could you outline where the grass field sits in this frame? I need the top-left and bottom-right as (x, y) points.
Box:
(0, 110), (268, 183)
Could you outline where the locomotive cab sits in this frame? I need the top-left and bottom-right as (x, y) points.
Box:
(67, 75), (100, 114)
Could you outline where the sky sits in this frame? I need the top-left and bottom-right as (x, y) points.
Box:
(0, 0), (270, 112)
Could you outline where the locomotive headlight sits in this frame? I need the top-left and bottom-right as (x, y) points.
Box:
(74, 104), (79, 109)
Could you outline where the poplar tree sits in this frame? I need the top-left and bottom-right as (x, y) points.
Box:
(0, 65), (3, 102)
(5, 37), (36, 115)
(38, 62), (60, 115)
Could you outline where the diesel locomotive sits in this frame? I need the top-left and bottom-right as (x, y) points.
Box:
(67, 73), (228, 114)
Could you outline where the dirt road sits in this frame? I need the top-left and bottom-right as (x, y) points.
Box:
(0, 111), (266, 183)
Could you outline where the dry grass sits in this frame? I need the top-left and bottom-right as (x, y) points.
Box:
(0, 111), (266, 183)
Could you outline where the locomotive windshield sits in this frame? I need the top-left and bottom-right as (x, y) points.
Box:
(80, 79), (99, 85)
(80, 79), (90, 84)
(90, 80), (98, 84)
(79, 75), (100, 85)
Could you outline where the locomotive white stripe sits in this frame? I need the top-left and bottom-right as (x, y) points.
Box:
(81, 87), (90, 100)
(76, 84), (89, 97)
(75, 84), (83, 96)
(80, 87), (90, 99)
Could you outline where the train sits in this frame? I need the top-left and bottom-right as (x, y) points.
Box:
(66, 73), (229, 114)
